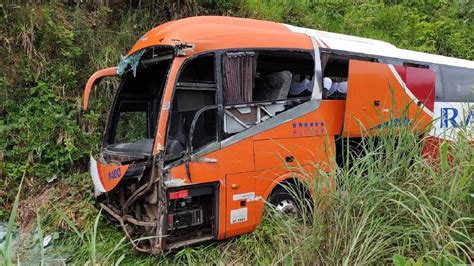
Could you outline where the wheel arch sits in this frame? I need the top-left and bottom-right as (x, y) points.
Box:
(262, 172), (312, 202)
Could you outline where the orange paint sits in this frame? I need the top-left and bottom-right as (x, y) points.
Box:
(343, 60), (433, 137)
(153, 58), (185, 154)
(225, 171), (258, 237)
(129, 16), (312, 56)
(82, 16), (468, 252)
(97, 162), (129, 192)
(82, 67), (117, 110)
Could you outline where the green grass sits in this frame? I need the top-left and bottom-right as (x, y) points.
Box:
(1, 1), (473, 265)
(1, 1), (472, 210)
(2, 126), (472, 264)
(1, 170), (25, 265)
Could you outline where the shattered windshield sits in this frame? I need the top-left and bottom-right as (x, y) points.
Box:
(104, 48), (173, 156)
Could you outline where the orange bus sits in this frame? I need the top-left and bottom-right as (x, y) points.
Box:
(82, 16), (474, 253)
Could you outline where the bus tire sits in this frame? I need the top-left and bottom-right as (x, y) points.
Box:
(269, 186), (300, 217)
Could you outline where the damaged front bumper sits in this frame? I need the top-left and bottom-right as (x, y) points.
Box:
(90, 154), (218, 254)
(90, 153), (167, 253)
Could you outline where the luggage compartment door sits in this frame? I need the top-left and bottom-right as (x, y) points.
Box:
(225, 172), (257, 238)
(342, 60), (435, 137)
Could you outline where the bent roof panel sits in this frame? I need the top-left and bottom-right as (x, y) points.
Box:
(128, 16), (473, 69)
(128, 16), (313, 55)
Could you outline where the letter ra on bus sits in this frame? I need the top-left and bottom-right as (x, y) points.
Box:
(440, 107), (473, 128)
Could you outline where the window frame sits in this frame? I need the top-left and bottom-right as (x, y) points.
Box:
(103, 49), (173, 149)
(319, 48), (378, 100)
(218, 48), (316, 137)
(164, 52), (220, 159)
(112, 100), (152, 144)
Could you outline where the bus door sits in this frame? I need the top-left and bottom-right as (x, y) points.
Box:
(342, 60), (435, 137)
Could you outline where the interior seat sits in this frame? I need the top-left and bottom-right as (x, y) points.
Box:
(254, 70), (293, 101)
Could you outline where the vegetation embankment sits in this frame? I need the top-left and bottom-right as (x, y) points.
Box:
(0, 1), (473, 264)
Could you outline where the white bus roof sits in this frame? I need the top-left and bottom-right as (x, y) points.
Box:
(285, 24), (474, 69)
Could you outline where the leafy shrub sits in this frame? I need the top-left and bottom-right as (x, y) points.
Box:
(0, 1), (472, 263)
(1, 81), (86, 181)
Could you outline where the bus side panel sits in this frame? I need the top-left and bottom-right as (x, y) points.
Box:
(343, 60), (434, 138)
(253, 137), (333, 171)
(251, 165), (319, 225)
(168, 101), (344, 239)
(168, 138), (255, 240)
(169, 138), (255, 183)
(254, 100), (345, 140)
(399, 66), (435, 111)
(252, 135), (335, 225)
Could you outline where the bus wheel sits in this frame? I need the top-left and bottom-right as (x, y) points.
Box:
(269, 187), (299, 217)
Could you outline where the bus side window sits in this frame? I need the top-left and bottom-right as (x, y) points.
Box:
(440, 66), (474, 102)
(254, 51), (314, 100)
(221, 50), (314, 135)
(165, 54), (217, 159)
(222, 51), (314, 104)
(403, 62), (429, 69)
(321, 53), (375, 100)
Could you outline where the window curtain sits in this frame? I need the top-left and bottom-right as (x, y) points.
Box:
(222, 52), (257, 104)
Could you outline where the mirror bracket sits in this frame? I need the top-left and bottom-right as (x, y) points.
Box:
(83, 67), (118, 110)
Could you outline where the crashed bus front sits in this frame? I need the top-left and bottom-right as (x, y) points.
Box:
(84, 46), (174, 253)
(83, 44), (221, 253)
(82, 16), (474, 254)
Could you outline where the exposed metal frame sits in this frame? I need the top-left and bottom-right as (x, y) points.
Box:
(215, 51), (224, 143)
(223, 98), (308, 132)
(221, 99), (320, 148)
(187, 105), (219, 153)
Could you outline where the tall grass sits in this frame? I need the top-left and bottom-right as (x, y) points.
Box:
(3, 126), (472, 264)
(225, 125), (473, 264)
(140, 124), (470, 265)
(0, 170), (25, 265)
